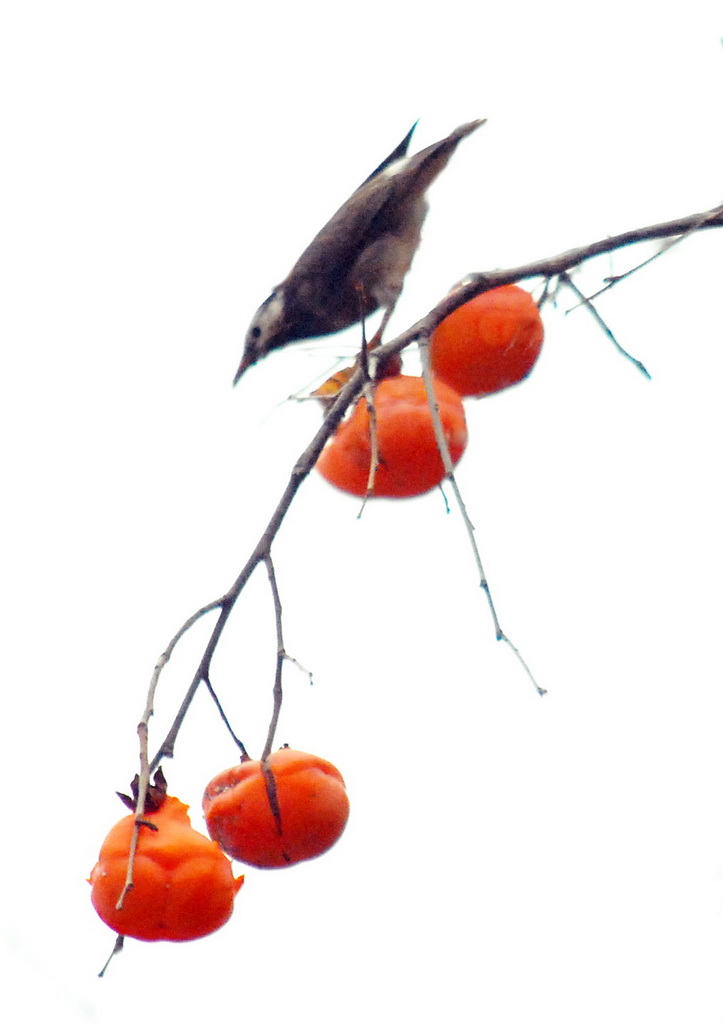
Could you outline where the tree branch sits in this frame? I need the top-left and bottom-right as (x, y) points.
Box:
(370, 203), (723, 367)
(135, 202), (721, 775)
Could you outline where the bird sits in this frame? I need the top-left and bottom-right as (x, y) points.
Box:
(233, 118), (486, 385)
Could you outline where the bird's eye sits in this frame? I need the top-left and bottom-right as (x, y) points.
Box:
(251, 326), (262, 339)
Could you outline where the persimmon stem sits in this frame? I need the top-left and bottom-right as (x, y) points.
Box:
(260, 759), (285, 848)
(98, 934), (124, 978)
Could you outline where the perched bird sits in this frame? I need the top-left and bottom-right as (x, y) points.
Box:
(233, 118), (486, 385)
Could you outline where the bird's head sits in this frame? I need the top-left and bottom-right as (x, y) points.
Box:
(233, 290), (288, 385)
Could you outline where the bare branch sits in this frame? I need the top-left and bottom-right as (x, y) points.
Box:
(139, 204), (720, 768)
(369, 204), (723, 371)
(147, 366), (368, 771)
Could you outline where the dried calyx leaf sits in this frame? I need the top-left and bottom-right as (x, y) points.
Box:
(116, 767), (168, 813)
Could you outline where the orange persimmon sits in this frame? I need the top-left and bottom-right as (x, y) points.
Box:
(89, 795), (244, 942)
(203, 748), (350, 869)
(316, 374), (467, 498)
(430, 284), (544, 397)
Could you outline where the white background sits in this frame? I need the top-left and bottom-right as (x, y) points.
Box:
(2, 2), (723, 1021)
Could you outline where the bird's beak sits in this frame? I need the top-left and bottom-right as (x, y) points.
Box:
(232, 348), (256, 387)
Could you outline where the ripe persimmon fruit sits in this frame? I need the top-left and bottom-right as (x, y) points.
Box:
(203, 748), (350, 869)
(89, 794), (244, 942)
(430, 284), (544, 397)
(316, 374), (467, 498)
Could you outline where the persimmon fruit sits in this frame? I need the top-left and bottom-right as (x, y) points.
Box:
(203, 748), (350, 869)
(316, 374), (467, 498)
(89, 795), (244, 942)
(430, 284), (544, 397)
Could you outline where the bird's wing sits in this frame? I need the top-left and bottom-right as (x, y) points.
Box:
(289, 120), (485, 284)
(288, 171), (412, 282)
(389, 118), (485, 196)
(357, 122), (418, 188)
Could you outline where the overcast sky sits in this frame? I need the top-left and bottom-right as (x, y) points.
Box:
(3, 2), (723, 1021)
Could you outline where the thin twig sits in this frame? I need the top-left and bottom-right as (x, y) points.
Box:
(418, 337), (546, 696)
(585, 202), (723, 303)
(560, 272), (651, 378)
(284, 654), (314, 683)
(118, 599), (223, 908)
(359, 378), (380, 517)
(357, 313), (382, 518)
(356, 305), (384, 517)
(261, 553), (285, 761)
(204, 675), (247, 754)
